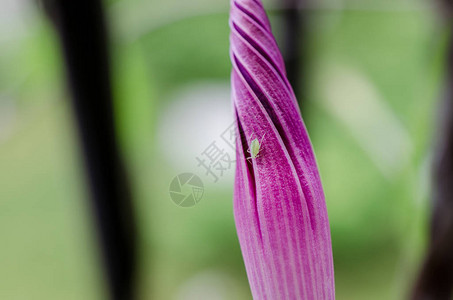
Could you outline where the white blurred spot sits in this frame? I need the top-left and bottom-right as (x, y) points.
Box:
(319, 64), (413, 178)
(175, 270), (242, 300)
(157, 81), (235, 185)
(0, 0), (35, 44)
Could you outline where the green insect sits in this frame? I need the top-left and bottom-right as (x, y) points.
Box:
(247, 133), (266, 161)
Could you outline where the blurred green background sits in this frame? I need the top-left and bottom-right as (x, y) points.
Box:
(0, 0), (448, 299)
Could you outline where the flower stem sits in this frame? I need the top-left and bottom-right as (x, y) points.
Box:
(43, 1), (137, 299)
(412, 19), (453, 300)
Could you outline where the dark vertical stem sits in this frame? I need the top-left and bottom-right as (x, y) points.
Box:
(281, 0), (306, 108)
(43, 1), (137, 299)
(412, 18), (453, 300)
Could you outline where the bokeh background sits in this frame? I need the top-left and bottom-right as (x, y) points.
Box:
(0, 0), (449, 299)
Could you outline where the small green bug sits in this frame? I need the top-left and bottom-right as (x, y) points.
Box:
(247, 133), (266, 161)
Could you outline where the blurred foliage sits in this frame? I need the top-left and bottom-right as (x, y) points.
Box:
(0, 0), (448, 299)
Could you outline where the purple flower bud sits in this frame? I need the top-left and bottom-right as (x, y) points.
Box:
(230, 0), (335, 298)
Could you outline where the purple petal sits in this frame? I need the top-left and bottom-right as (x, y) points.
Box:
(230, 0), (335, 299)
